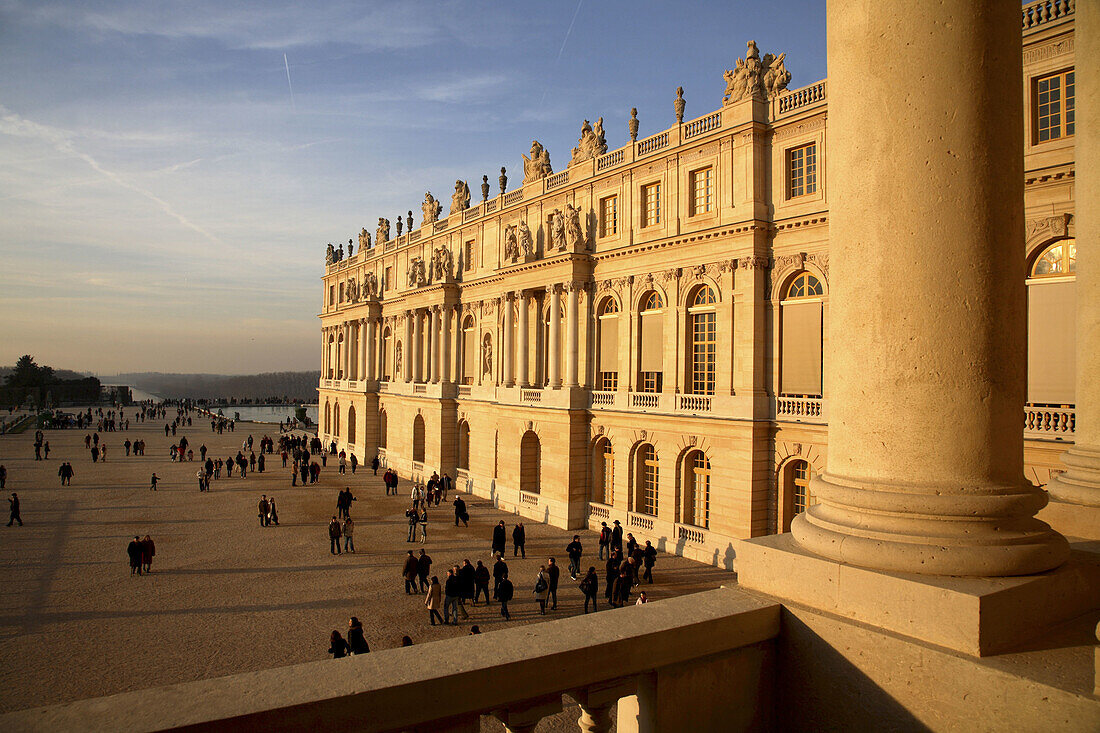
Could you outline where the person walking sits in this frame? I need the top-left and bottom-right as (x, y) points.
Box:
(512, 523), (526, 559)
(473, 560), (491, 605)
(533, 566), (550, 614)
(140, 534), (155, 573)
(268, 497), (279, 526)
(492, 554), (508, 599)
(7, 493), (22, 527)
(424, 576), (444, 626)
(402, 550), (420, 594)
(498, 570), (514, 620)
(0, 465), (6, 490)
(328, 630), (350, 659)
(604, 551), (620, 604)
(417, 549), (432, 592)
(350, 454), (358, 475)
(580, 566), (599, 613)
(127, 536), (143, 575)
(610, 520), (623, 555)
(258, 495), (270, 527)
(452, 495), (468, 527)
(598, 522), (611, 560)
(343, 516), (355, 553)
(406, 503), (419, 542)
(566, 535), (583, 580)
(417, 503), (428, 542)
(371, 456), (379, 475)
(150, 473), (159, 491)
(328, 516), (343, 555)
(443, 567), (463, 625)
(643, 540), (657, 583)
(492, 520), (507, 557)
(348, 617), (370, 654)
(546, 557), (560, 610)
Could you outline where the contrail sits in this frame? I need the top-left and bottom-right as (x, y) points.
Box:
(284, 53), (295, 110)
(542, 0), (584, 108)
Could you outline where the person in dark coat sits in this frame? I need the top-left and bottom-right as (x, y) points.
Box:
(458, 559), (476, 615)
(402, 550), (420, 594)
(512, 523), (526, 558)
(546, 557), (560, 610)
(610, 520), (623, 554)
(371, 456), (379, 475)
(7, 492), (21, 527)
(347, 617), (370, 654)
(328, 630), (350, 658)
(140, 535), (155, 573)
(643, 540), (657, 583)
(497, 570), (514, 620)
(127, 536), (143, 575)
(605, 551), (620, 602)
(417, 549), (433, 592)
(473, 560), (491, 605)
(328, 516), (342, 555)
(580, 566), (599, 613)
(453, 496), (468, 527)
(491, 520), (507, 556)
(566, 535), (583, 580)
(492, 555), (508, 599)
(598, 522), (611, 559)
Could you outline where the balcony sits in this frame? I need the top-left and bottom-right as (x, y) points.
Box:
(775, 395), (824, 423)
(628, 511), (656, 532)
(1024, 404), (1075, 441)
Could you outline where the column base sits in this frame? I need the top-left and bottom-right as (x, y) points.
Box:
(736, 533), (1100, 656)
(1038, 498), (1100, 541)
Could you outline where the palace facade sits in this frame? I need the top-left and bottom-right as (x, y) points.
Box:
(317, 8), (1078, 569)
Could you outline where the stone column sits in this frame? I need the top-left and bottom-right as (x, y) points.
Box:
(565, 282), (580, 387)
(517, 290), (529, 387)
(356, 319), (366, 381)
(791, 0), (1067, 576)
(548, 285), (563, 388)
(365, 318), (375, 382)
(430, 306), (441, 384)
(503, 293), (515, 387)
(413, 310), (424, 383)
(1046, 0), (1100, 531)
(403, 313), (414, 382)
(342, 322), (350, 379)
(442, 304), (453, 384)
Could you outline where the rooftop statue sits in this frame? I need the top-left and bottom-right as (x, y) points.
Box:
(568, 117), (608, 167)
(450, 180), (470, 215)
(522, 140), (552, 183)
(723, 40), (790, 104)
(421, 192), (442, 225)
(325, 243), (335, 265)
(358, 228), (371, 251)
(376, 217), (390, 245)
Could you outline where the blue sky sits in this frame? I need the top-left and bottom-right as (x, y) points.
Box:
(0, 0), (826, 375)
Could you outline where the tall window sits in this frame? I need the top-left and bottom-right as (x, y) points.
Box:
(639, 291), (664, 393)
(1031, 240), (1076, 277)
(787, 143), (817, 198)
(685, 451), (710, 528)
(602, 440), (614, 504)
(642, 182), (661, 227)
(339, 282), (345, 302)
(688, 285), (717, 395)
(324, 402), (331, 434)
(381, 327), (392, 381)
(1035, 70), (1075, 143)
(1027, 240), (1077, 405)
(385, 267), (392, 290)
(379, 410), (387, 449)
(461, 316), (476, 384)
(412, 414), (425, 463)
(597, 297), (620, 390)
(464, 240), (475, 272)
(792, 460), (809, 517)
(780, 271), (824, 397)
(457, 420), (470, 470)
(347, 406), (356, 444)
(600, 195), (618, 236)
(592, 437), (614, 504)
(334, 402), (341, 437)
(690, 167), (713, 216)
(329, 285), (335, 307)
(639, 445), (659, 516)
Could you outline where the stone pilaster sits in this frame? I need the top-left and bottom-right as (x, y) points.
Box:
(548, 285), (562, 388)
(517, 290), (529, 387)
(503, 293), (515, 387)
(565, 282), (580, 387)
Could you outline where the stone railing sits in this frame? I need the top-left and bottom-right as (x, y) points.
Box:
(677, 523), (707, 545)
(1022, 0), (1074, 29)
(434, 218), (449, 233)
(504, 189), (524, 207)
(677, 394), (712, 413)
(629, 511), (655, 532)
(1024, 404), (1075, 441)
(591, 390), (617, 407)
(463, 206), (481, 223)
(485, 198), (499, 213)
(683, 111), (722, 139)
(347, 380), (358, 391)
(1, 589), (779, 733)
(322, 379), (334, 388)
(776, 395), (823, 421)
(413, 384), (427, 394)
(520, 490), (540, 506)
(630, 392), (660, 409)
(589, 502), (611, 520)
(546, 170), (570, 189)
(411, 460), (424, 475)
(777, 80), (828, 115)
(457, 384), (472, 396)
(636, 131), (669, 156)
(596, 148), (625, 171)
(378, 381), (389, 392)
(409, 230), (422, 243)
(521, 389), (543, 403)
(384, 239), (397, 252)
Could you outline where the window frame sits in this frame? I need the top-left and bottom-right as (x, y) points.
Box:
(639, 444), (659, 517)
(1034, 69), (1075, 144)
(689, 166), (714, 217)
(599, 194), (619, 237)
(641, 182), (662, 228)
(787, 142), (818, 199)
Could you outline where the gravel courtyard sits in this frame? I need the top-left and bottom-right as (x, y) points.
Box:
(0, 412), (732, 715)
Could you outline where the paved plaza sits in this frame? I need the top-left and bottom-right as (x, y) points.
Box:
(0, 413), (732, 715)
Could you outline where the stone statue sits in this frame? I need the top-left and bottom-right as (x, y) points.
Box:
(518, 221), (534, 258)
(481, 175), (490, 202)
(406, 211), (413, 233)
(569, 118), (608, 167)
(421, 192), (442, 225)
(358, 228), (371, 250)
(450, 179), (470, 215)
(564, 203), (584, 249)
(396, 216), (403, 236)
(522, 140), (553, 183)
(346, 277), (359, 302)
(674, 86), (686, 123)
(504, 225), (520, 262)
(363, 271), (378, 298)
(376, 218), (390, 245)
(325, 243), (335, 265)
(395, 343), (403, 374)
(407, 257), (427, 287)
(723, 40), (790, 104)
(499, 166), (508, 195)
(348, 239), (354, 257)
(336, 244), (344, 261)
(629, 108), (639, 142)
(482, 335), (492, 375)
(549, 209), (566, 250)
(431, 245), (454, 281)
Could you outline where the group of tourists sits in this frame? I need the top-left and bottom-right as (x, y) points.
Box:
(257, 495), (280, 526)
(122, 439), (148, 456)
(327, 617), (371, 658)
(381, 468), (400, 495)
(126, 535), (156, 575)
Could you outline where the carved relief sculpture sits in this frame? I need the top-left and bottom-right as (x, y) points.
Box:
(522, 140), (553, 183)
(450, 180), (470, 215)
(723, 40), (790, 104)
(569, 118), (608, 167)
(564, 203), (584, 250)
(517, 221), (534, 258)
(363, 271), (378, 299)
(376, 218), (390, 245)
(431, 245), (454, 281)
(395, 344), (403, 374)
(549, 209), (566, 251)
(421, 192), (442, 225)
(504, 225), (520, 262)
(407, 257), (427, 288)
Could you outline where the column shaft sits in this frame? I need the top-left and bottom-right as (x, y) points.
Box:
(342, 323), (350, 379)
(365, 319), (376, 382)
(503, 295), (515, 387)
(517, 291), (529, 387)
(430, 307), (441, 383)
(566, 283), (579, 387)
(792, 0), (1067, 576)
(415, 311), (425, 383)
(404, 314), (414, 382)
(442, 305), (452, 384)
(549, 286), (562, 387)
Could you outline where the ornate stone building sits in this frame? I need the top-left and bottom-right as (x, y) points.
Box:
(317, 8), (1079, 569)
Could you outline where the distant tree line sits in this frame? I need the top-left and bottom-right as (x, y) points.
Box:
(114, 371), (321, 403)
(1, 355), (101, 408)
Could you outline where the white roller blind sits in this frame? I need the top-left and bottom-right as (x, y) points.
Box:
(1027, 280), (1076, 404)
(640, 312), (664, 372)
(463, 329), (475, 380)
(599, 317), (619, 370)
(781, 301), (822, 396)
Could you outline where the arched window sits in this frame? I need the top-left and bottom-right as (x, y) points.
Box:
(638, 291), (664, 393)
(379, 410), (388, 449)
(1027, 239), (1076, 405)
(592, 437), (614, 504)
(597, 298), (620, 391)
(457, 420), (470, 470)
(780, 271), (824, 397)
(461, 316), (476, 385)
(636, 444), (659, 516)
(412, 414), (425, 463)
(333, 402), (341, 437)
(782, 459), (810, 532)
(347, 406), (356, 445)
(684, 450), (710, 528)
(381, 327), (392, 381)
(688, 285), (717, 395)
(520, 430), (540, 494)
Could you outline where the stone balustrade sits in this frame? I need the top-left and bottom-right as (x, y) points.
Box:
(776, 80), (828, 116)
(504, 189), (524, 206)
(636, 131), (669, 156)
(596, 148), (624, 171)
(1024, 404), (1076, 441)
(677, 394), (712, 413)
(1022, 0), (1074, 29)
(683, 111), (722, 139)
(629, 511), (655, 532)
(590, 390), (616, 407)
(520, 490), (540, 506)
(546, 170), (570, 189)
(0, 589), (779, 733)
(775, 395), (823, 421)
(588, 502), (611, 520)
(677, 523), (707, 546)
(521, 388), (543, 403)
